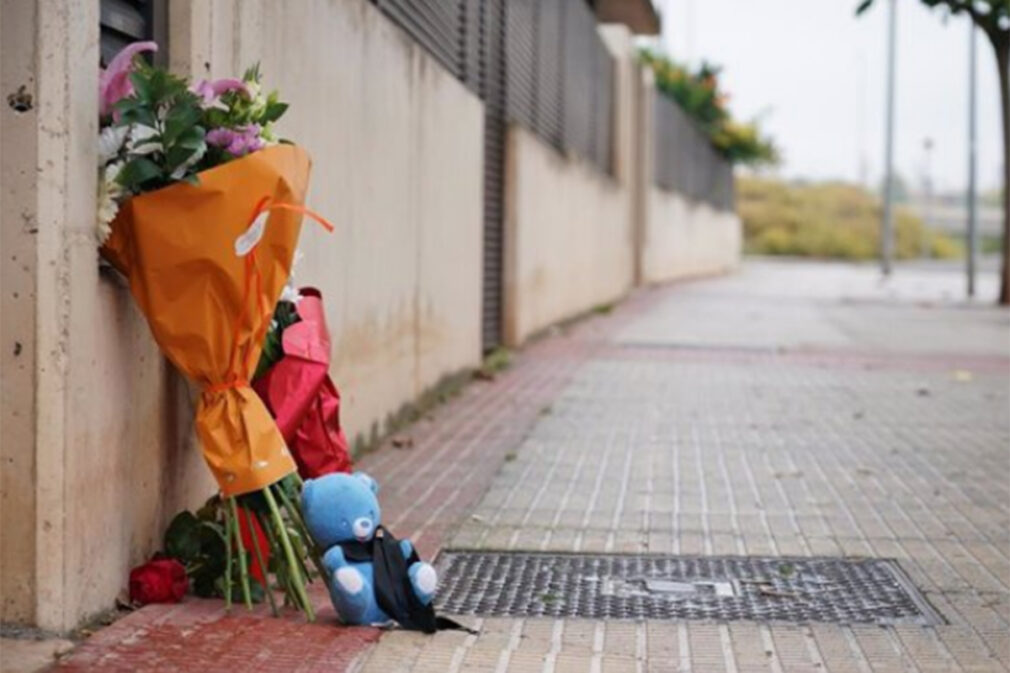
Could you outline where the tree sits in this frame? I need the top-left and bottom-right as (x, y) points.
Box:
(857, 0), (1010, 304)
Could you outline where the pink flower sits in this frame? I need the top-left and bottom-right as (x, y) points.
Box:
(206, 124), (264, 157)
(192, 78), (248, 106)
(99, 41), (158, 118)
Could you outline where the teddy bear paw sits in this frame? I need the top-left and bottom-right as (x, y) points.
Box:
(412, 563), (438, 595)
(335, 567), (365, 595)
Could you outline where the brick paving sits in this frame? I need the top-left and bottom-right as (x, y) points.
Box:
(49, 260), (1009, 672)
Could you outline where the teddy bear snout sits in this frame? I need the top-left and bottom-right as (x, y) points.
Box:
(353, 517), (373, 539)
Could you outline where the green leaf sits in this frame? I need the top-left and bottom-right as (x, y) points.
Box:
(855, 0), (875, 15)
(162, 104), (202, 147)
(128, 72), (153, 103)
(164, 511), (202, 561)
(116, 157), (162, 189)
(176, 126), (206, 150)
(260, 101), (288, 124)
(115, 99), (157, 128)
(163, 145), (196, 174)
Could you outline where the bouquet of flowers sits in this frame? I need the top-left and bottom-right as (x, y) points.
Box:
(97, 42), (330, 619)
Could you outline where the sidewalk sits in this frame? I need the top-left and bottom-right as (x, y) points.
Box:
(44, 260), (1010, 672)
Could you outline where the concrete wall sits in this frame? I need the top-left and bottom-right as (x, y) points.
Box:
(503, 125), (633, 345)
(642, 188), (742, 283)
(502, 26), (637, 347)
(632, 66), (742, 285)
(0, 0), (482, 631)
(219, 0), (484, 443)
(1, 0), (202, 630)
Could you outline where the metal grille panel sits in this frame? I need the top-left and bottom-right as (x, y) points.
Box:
(435, 552), (944, 625)
(479, 0), (507, 352)
(372, 0), (465, 78)
(367, 0), (618, 349)
(506, 0), (614, 174)
(653, 93), (734, 211)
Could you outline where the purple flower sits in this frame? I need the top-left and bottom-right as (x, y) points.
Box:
(99, 41), (158, 118)
(206, 124), (264, 157)
(192, 78), (248, 106)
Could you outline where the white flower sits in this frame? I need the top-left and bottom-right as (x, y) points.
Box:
(127, 124), (162, 156)
(278, 249), (304, 303)
(98, 125), (130, 163)
(279, 284), (301, 304)
(96, 162), (124, 245)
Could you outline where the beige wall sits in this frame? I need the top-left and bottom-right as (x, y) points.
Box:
(502, 25), (637, 347)
(1, 0), (482, 631)
(632, 66), (742, 285)
(1, 0), (40, 625)
(219, 0), (484, 442)
(503, 125), (633, 346)
(642, 188), (742, 283)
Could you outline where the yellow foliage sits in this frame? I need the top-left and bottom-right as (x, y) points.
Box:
(737, 177), (963, 260)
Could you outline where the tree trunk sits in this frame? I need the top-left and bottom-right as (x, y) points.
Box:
(995, 38), (1010, 305)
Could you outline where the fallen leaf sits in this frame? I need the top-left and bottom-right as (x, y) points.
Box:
(391, 435), (414, 449)
(760, 587), (801, 599)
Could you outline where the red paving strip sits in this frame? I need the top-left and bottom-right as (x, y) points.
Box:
(52, 290), (653, 672)
(53, 587), (381, 673)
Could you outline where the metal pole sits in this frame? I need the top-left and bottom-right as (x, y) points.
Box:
(881, 0), (897, 276)
(922, 137), (933, 259)
(967, 20), (978, 298)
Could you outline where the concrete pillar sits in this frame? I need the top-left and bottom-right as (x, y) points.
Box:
(1, 0), (214, 631)
(597, 24), (638, 290)
(631, 66), (656, 286)
(1, 0), (100, 631)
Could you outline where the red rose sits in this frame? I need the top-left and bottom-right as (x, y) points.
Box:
(129, 558), (189, 605)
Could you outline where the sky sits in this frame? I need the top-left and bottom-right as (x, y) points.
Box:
(653, 0), (1003, 194)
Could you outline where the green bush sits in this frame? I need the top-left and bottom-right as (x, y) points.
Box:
(639, 51), (778, 167)
(738, 177), (963, 260)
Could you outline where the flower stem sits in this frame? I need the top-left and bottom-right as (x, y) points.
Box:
(254, 508), (296, 608)
(223, 499), (233, 612)
(272, 487), (313, 592)
(274, 482), (330, 591)
(228, 497), (253, 610)
(243, 506), (278, 617)
(263, 486), (314, 621)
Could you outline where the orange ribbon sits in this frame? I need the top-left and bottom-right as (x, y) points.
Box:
(207, 197), (334, 397)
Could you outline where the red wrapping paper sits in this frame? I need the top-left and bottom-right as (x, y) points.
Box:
(253, 288), (351, 478)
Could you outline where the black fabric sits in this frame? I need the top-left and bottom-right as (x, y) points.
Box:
(338, 538), (372, 563)
(337, 527), (477, 634)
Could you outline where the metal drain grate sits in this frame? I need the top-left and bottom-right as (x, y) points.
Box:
(434, 552), (944, 625)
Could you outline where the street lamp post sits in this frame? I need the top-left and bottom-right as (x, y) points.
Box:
(922, 137), (934, 259)
(881, 0), (898, 276)
(967, 20), (978, 298)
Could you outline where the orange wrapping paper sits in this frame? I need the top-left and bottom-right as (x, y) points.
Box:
(102, 145), (313, 496)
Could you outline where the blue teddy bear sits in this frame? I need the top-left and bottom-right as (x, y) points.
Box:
(301, 472), (438, 626)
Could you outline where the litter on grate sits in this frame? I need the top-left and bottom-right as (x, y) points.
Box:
(433, 552), (944, 625)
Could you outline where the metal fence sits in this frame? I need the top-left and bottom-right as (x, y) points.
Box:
(652, 92), (734, 211)
(504, 0), (614, 174)
(369, 0), (614, 175)
(370, 0), (615, 350)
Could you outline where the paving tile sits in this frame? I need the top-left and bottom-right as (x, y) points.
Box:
(53, 262), (1010, 672)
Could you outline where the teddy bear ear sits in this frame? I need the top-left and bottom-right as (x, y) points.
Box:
(353, 471), (379, 495)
